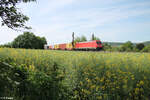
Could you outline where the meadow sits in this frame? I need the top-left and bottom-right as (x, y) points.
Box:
(0, 48), (150, 100)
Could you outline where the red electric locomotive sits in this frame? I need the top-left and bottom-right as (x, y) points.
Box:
(75, 40), (102, 50)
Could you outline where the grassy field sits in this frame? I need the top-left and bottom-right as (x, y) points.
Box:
(0, 48), (150, 100)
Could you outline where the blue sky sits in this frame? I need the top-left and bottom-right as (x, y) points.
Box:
(0, 0), (150, 45)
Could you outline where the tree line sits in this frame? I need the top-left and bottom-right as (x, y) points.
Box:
(0, 32), (47, 49)
(103, 41), (150, 52)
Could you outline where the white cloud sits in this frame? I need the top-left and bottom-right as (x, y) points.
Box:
(28, 0), (150, 43)
(1, 0), (150, 44)
(0, 27), (20, 44)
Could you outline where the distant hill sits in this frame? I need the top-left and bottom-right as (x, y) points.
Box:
(103, 41), (150, 47)
(142, 41), (150, 46)
(103, 42), (124, 47)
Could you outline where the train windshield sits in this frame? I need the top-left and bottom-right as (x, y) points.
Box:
(96, 41), (101, 44)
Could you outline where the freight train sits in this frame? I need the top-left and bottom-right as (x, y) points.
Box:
(44, 40), (103, 51)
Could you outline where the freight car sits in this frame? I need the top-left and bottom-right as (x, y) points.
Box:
(45, 40), (103, 51)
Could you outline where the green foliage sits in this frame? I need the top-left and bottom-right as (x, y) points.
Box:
(0, 42), (12, 48)
(0, 0), (36, 30)
(142, 44), (150, 52)
(103, 42), (124, 47)
(0, 60), (67, 100)
(12, 32), (47, 49)
(120, 41), (134, 52)
(101, 42), (150, 52)
(81, 36), (87, 41)
(1, 48), (150, 100)
(92, 37), (100, 40)
(74, 35), (87, 42)
(102, 43), (112, 51)
(0, 61), (14, 97)
(136, 43), (145, 51)
(91, 34), (100, 40)
(73, 59), (150, 100)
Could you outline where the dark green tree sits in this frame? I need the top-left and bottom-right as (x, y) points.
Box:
(35, 36), (47, 49)
(0, 0), (36, 30)
(12, 32), (47, 49)
(136, 43), (145, 51)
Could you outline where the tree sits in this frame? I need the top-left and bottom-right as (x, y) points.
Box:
(35, 36), (47, 49)
(136, 43), (145, 51)
(0, 0), (36, 30)
(91, 34), (100, 40)
(142, 45), (150, 52)
(74, 35), (87, 42)
(120, 41), (134, 52)
(81, 35), (87, 41)
(0, 42), (12, 48)
(12, 32), (47, 49)
(102, 43), (112, 51)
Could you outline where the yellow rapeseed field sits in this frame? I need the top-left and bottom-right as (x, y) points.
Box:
(0, 48), (150, 100)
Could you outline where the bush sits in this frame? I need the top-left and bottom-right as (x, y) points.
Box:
(102, 43), (112, 51)
(0, 60), (67, 100)
(120, 41), (134, 52)
(136, 43), (145, 51)
(142, 45), (150, 52)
